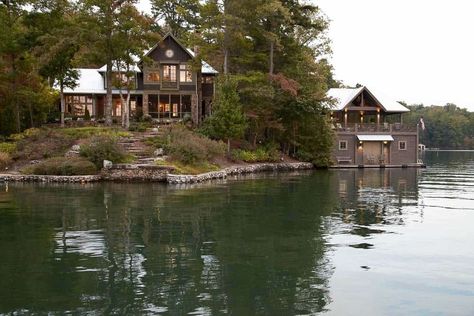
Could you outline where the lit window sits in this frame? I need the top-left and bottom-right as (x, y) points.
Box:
(163, 65), (177, 82)
(339, 140), (348, 150)
(146, 72), (160, 82)
(65, 95), (93, 117)
(399, 141), (407, 150)
(172, 103), (179, 117)
(202, 76), (214, 84)
(180, 64), (192, 83)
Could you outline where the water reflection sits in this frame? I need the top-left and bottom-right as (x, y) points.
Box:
(0, 155), (473, 315)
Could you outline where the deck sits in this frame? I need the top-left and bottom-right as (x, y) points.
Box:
(334, 123), (418, 134)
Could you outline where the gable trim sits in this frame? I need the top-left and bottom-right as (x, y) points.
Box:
(142, 33), (194, 62)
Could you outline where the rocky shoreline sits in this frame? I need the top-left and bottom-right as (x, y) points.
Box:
(0, 162), (314, 184)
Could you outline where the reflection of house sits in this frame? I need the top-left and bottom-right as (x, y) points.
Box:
(62, 33), (218, 124)
(328, 86), (421, 167)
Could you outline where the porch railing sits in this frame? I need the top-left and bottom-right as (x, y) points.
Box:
(148, 111), (192, 122)
(333, 123), (417, 133)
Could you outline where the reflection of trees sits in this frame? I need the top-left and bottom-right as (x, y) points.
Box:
(333, 168), (421, 228)
(1, 172), (340, 314)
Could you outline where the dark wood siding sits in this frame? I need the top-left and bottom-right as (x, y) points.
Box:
(148, 36), (192, 63)
(202, 83), (214, 98)
(137, 72), (144, 90)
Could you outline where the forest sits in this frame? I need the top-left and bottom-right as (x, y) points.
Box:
(403, 103), (474, 149)
(0, 0), (339, 166)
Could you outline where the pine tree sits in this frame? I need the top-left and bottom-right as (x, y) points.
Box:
(202, 76), (247, 153)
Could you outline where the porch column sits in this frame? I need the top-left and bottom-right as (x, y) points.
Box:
(191, 93), (199, 125)
(92, 94), (96, 116)
(143, 93), (149, 117)
(377, 109), (380, 125)
(344, 109), (348, 126)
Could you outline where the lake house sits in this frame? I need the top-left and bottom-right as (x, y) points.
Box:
(62, 33), (218, 124)
(328, 86), (421, 167)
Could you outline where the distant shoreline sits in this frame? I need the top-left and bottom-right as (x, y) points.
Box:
(424, 149), (474, 152)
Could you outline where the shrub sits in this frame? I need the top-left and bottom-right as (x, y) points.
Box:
(22, 157), (97, 175)
(0, 152), (11, 169)
(13, 129), (75, 160)
(231, 145), (279, 163)
(60, 127), (131, 139)
(153, 125), (225, 165)
(0, 142), (16, 154)
(79, 135), (127, 168)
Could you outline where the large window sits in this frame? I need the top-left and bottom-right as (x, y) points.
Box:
(180, 64), (192, 83)
(113, 72), (134, 88)
(65, 95), (93, 116)
(146, 71), (160, 82)
(163, 65), (177, 82)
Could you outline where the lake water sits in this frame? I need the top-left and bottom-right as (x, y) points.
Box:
(0, 151), (473, 315)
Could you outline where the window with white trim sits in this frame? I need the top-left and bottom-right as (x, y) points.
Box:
(180, 64), (192, 82)
(339, 140), (348, 150)
(399, 141), (407, 150)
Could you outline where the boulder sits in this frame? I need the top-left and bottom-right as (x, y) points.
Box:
(103, 160), (113, 169)
(153, 148), (164, 157)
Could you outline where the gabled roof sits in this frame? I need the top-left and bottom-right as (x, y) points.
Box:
(98, 64), (141, 73)
(141, 33), (218, 75)
(63, 69), (105, 94)
(62, 69), (142, 95)
(143, 33), (194, 60)
(327, 86), (409, 113)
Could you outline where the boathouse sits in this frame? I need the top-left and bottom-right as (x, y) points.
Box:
(328, 86), (421, 167)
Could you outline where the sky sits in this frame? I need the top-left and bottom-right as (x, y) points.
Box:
(138, 0), (474, 110)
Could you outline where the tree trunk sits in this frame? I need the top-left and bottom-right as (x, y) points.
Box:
(227, 138), (231, 154)
(11, 54), (21, 133)
(269, 41), (274, 75)
(60, 82), (65, 127)
(223, 49), (228, 75)
(105, 61), (113, 126)
(125, 93), (130, 129)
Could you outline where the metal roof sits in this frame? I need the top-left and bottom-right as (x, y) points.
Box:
(357, 135), (395, 142)
(62, 69), (105, 94)
(327, 87), (409, 113)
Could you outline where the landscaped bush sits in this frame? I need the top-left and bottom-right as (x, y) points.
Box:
(0, 152), (11, 169)
(59, 127), (131, 139)
(231, 145), (280, 163)
(79, 135), (127, 168)
(0, 142), (16, 154)
(22, 157), (97, 175)
(13, 129), (75, 160)
(150, 125), (225, 165)
(128, 122), (149, 132)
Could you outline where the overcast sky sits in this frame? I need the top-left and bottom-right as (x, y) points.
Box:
(317, 0), (474, 110)
(138, 0), (474, 110)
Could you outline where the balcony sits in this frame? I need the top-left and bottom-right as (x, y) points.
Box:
(334, 123), (418, 134)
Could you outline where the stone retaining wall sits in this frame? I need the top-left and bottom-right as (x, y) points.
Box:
(102, 164), (173, 182)
(167, 162), (314, 184)
(1, 162), (314, 184)
(0, 174), (102, 183)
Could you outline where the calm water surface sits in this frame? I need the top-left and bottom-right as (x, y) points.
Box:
(0, 151), (473, 315)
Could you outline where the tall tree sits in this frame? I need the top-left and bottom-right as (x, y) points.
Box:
(31, 0), (81, 127)
(80, 0), (139, 126)
(150, 0), (200, 40)
(113, 3), (156, 129)
(0, 0), (55, 135)
(202, 76), (247, 152)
